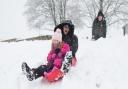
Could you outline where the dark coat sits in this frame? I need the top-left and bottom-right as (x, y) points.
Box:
(54, 20), (78, 57)
(92, 11), (106, 40)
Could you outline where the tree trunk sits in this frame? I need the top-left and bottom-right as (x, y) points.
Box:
(99, 0), (103, 11)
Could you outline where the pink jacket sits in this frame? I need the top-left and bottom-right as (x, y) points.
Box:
(47, 42), (70, 69)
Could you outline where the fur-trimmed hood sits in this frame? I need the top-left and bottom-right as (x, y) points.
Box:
(54, 20), (74, 37)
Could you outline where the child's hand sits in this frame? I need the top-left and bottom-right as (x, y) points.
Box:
(58, 52), (62, 58)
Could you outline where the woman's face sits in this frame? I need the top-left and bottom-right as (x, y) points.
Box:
(98, 16), (103, 21)
(63, 25), (69, 35)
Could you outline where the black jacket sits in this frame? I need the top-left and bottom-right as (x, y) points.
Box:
(92, 18), (106, 37)
(92, 11), (106, 38)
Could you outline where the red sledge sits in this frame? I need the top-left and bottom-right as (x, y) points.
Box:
(44, 67), (64, 82)
(44, 57), (77, 82)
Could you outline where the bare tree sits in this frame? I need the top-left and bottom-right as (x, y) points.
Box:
(48, 0), (57, 26)
(58, 0), (67, 23)
(81, 0), (128, 27)
(99, 0), (103, 11)
(24, 0), (84, 31)
(66, 0), (85, 28)
(24, 0), (68, 30)
(24, 0), (51, 29)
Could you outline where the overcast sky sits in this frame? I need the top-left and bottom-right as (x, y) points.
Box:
(0, 0), (39, 39)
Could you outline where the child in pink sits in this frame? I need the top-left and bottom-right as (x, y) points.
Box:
(22, 29), (70, 81)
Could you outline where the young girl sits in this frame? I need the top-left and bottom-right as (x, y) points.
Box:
(22, 29), (70, 81)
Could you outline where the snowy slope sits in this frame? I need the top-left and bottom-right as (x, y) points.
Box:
(0, 0), (128, 88)
(0, 34), (128, 89)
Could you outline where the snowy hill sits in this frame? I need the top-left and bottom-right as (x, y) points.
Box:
(0, 0), (128, 88)
(0, 34), (128, 89)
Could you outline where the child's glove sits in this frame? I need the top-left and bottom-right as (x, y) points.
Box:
(58, 52), (62, 58)
(55, 48), (61, 54)
(54, 58), (62, 69)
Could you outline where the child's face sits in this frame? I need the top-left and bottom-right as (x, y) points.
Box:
(63, 25), (69, 35)
(52, 39), (60, 48)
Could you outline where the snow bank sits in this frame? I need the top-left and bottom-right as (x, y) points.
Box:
(0, 35), (128, 89)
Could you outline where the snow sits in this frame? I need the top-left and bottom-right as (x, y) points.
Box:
(0, 33), (128, 89)
(0, 0), (128, 89)
(0, 0), (53, 40)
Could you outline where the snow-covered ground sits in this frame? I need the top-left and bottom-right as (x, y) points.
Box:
(0, 0), (128, 88)
(0, 33), (128, 89)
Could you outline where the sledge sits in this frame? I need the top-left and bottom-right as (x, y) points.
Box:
(21, 51), (77, 82)
(44, 67), (64, 82)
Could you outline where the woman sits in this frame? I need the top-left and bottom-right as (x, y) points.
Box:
(54, 20), (78, 66)
(92, 10), (106, 40)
